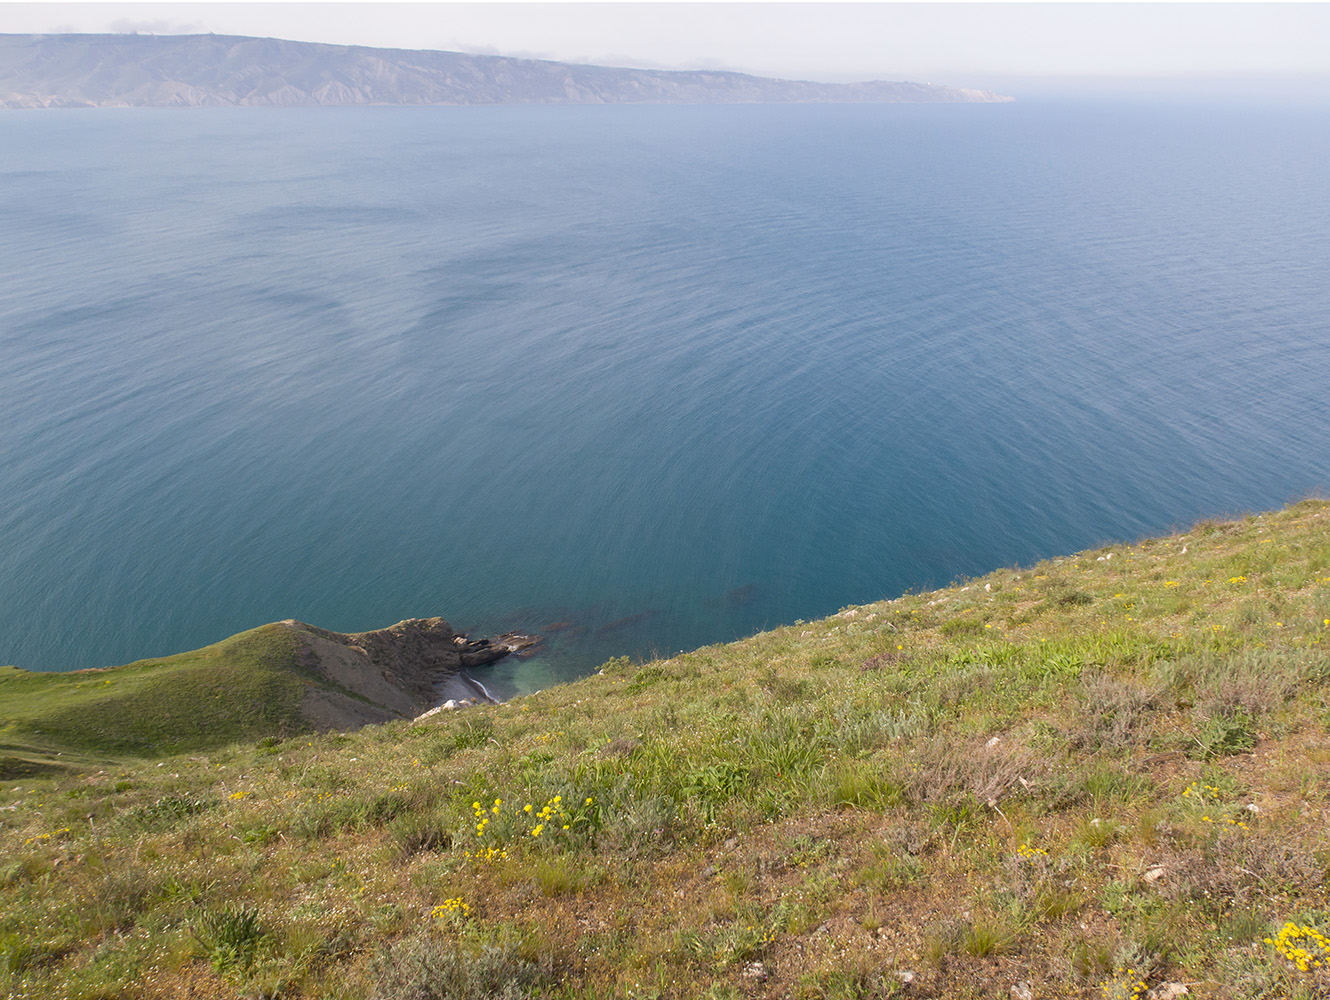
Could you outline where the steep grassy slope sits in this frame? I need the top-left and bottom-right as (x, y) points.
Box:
(2, 501), (1328, 999)
(0, 624), (308, 767)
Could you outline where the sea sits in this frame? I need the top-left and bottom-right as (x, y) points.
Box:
(3, 98), (1329, 698)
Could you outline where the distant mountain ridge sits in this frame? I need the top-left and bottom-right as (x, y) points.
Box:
(0, 32), (1012, 108)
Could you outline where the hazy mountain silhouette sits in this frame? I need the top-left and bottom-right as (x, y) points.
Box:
(0, 33), (1012, 108)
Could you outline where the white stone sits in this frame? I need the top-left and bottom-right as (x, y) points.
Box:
(1147, 984), (1188, 1000)
(742, 961), (767, 981)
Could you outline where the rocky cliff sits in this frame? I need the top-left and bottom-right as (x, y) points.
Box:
(284, 617), (533, 730)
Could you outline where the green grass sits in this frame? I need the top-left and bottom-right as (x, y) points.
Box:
(0, 624), (309, 765)
(2, 499), (1330, 998)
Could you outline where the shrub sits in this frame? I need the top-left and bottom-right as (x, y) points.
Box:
(858, 844), (923, 893)
(921, 920), (967, 969)
(625, 663), (670, 693)
(940, 619), (986, 638)
(192, 904), (265, 972)
(905, 735), (1034, 809)
(827, 764), (902, 810)
(130, 792), (213, 829)
(1076, 673), (1161, 752)
(1042, 651), (1087, 679)
(390, 814), (452, 861)
(678, 921), (773, 970)
(1035, 578), (1094, 610)
(366, 791), (412, 826)
(370, 935), (548, 1000)
(1081, 762), (1152, 804)
(1, 933), (66, 974)
(963, 915), (1017, 957)
(759, 668), (811, 703)
(1188, 713), (1256, 760)
(240, 823), (279, 845)
(80, 865), (154, 936)
(1072, 817), (1121, 852)
(429, 717), (495, 759)
(684, 763), (748, 824)
(1067, 933), (1117, 982)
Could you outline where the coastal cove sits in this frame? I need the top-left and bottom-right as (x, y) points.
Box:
(2, 100), (1329, 693)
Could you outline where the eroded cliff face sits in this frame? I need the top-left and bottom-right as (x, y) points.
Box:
(281, 618), (526, 731)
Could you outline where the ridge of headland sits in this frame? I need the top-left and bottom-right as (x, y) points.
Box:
(0, 32), (1013, 109)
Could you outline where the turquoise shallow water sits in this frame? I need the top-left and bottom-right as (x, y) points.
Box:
(2, 101), (1328, 696)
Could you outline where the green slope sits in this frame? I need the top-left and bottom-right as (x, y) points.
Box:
(2, 500), (1329, 1000)
(0, 624), (307, 766)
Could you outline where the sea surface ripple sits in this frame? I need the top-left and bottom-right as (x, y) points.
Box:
(2, 102), (1328, 694)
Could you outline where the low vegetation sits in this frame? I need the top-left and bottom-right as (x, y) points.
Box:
(3, 499), (1329, 998)
(0, 625), (308, 768)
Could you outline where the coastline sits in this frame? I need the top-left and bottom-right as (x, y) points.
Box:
(415, 667), (503, 720)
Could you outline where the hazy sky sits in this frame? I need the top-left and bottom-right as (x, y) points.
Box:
(4, 3), (1330, 86)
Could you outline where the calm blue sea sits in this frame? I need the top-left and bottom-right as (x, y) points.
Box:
(3, 100), (1329, 696)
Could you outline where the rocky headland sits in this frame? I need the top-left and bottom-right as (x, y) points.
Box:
(0, 32), (1013, 109)
(284, 617), (538, 729)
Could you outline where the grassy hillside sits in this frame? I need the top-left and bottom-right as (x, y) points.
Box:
(2, 500), (1329, 999)
(0, 625), (309, 769)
